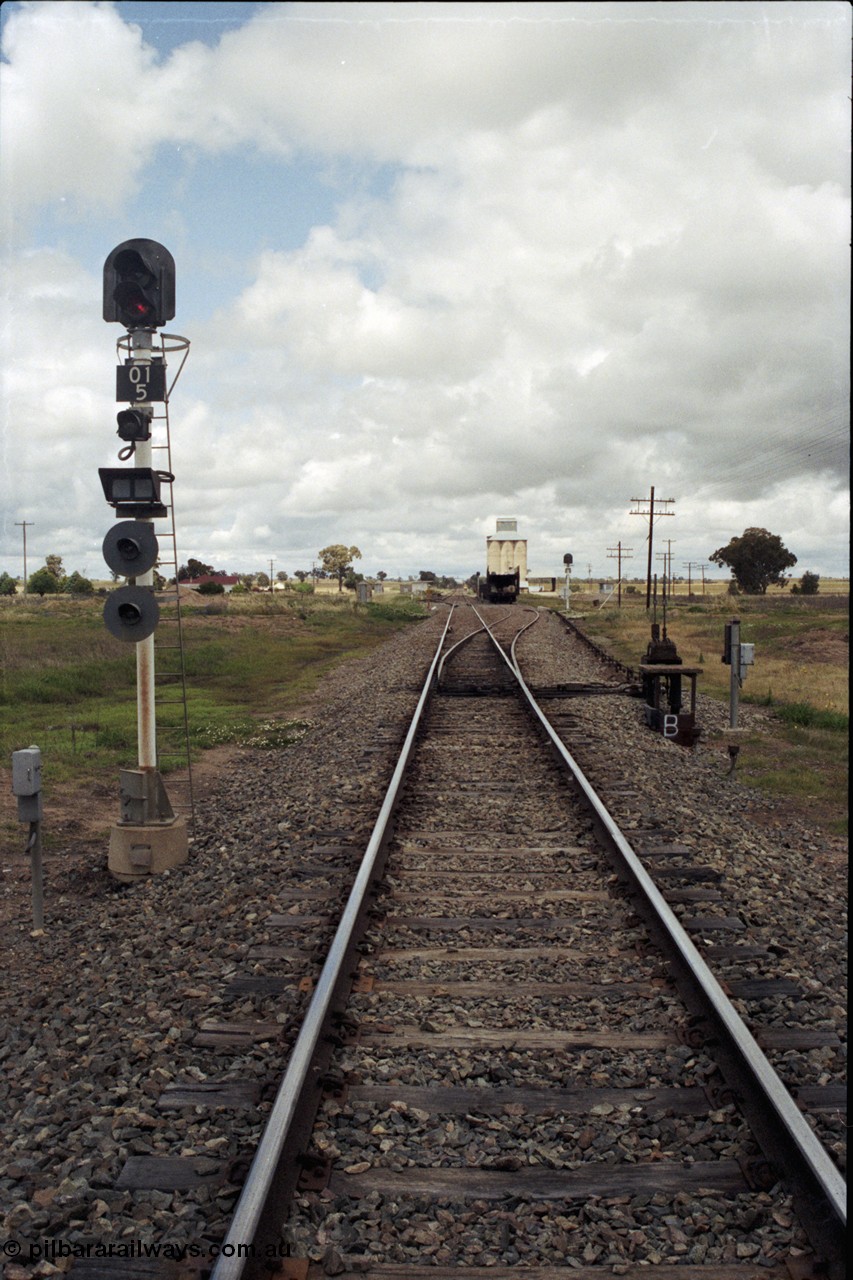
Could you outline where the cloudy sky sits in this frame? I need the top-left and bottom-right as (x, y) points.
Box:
(1, 1), (849, 584)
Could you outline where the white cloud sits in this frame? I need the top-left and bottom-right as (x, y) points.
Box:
(1, 1), (849, 579)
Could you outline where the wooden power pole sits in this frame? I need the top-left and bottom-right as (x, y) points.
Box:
(630, 487), (675, 608)
(606, 541), (633, 607)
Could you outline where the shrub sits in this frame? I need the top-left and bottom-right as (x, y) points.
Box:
(63, 571), (94, 595)
(791, 571), (820, 596)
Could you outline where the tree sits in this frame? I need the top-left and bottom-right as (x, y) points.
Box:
(376, 570), (387, 582)
(710, 527), (797, 594)
(178, 558), (215, 581)
(255, 572), (271, 590)
(28, 567), (61, 596)
(0, 572), (17, 596)
(319, 544), (362, 591)
(419, 570), (437, 582)
(63, 571), (94, 595)
(293, 570), (309, 582)
(45, 554), (65, 581)
(792, 571), (820, 595)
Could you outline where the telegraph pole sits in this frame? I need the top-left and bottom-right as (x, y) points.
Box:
(606, 541), (633, 607)
(656, 540), (675, 592)
(630, 487), (674, 608)
(15, 520), (34, 596)
(682, 561), (708, 597)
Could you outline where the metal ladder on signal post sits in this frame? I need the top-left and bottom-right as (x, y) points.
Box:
(148, 335), (195, 829)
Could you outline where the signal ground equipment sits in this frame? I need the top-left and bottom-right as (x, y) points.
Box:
(638, 622), (702, 747)
(100, 238), (193, 881)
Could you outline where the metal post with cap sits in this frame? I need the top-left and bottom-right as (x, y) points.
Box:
(11, 746), (44, 930)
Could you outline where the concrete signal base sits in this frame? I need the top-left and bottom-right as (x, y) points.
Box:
(108, 817), (189, 883)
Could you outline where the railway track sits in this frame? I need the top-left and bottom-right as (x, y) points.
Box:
(202, 604), (844, 1280)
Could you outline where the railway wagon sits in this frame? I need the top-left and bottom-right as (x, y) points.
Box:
(479, 568), (520, 603)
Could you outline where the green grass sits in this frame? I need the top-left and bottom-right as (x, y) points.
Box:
(770, 702), (848, 734)
(736, 721), (848, 828)
(0, 593), (428, 825)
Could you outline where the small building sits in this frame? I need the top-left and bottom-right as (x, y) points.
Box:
(486, 518), (528, 587)
(185, 574), (240, 593)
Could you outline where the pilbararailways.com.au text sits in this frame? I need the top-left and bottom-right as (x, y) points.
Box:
(2, 1238), (293, 1263)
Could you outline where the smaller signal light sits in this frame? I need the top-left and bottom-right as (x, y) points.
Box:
(117, 407), (153, 442)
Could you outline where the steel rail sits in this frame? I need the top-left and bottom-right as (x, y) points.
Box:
(210, 607), (454, 1280)
(435, 617), (486, 687)
(436, 604), (537, 687)
(473, 604), (846, 1274)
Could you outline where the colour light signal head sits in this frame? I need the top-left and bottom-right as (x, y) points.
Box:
(103, 520), (160, 577)
(104, 585), (160, 643)
(103, 239), (175, 331)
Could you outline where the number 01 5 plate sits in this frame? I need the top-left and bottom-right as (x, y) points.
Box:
(116, 360), (167, 403)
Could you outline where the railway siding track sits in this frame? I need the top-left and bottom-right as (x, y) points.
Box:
(209, 605), (843, 1280)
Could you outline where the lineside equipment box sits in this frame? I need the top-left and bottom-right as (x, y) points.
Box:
(12, 746), (43, 822)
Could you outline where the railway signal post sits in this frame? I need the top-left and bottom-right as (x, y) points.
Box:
(100, 239), (188, 881)
(563, 552), (573, 612)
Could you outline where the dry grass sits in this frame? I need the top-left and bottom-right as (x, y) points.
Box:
(566, 594), (848, 714)
(530, 590), (848, 835)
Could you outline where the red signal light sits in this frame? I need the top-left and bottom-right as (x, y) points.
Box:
(114, 283), (155, 322)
